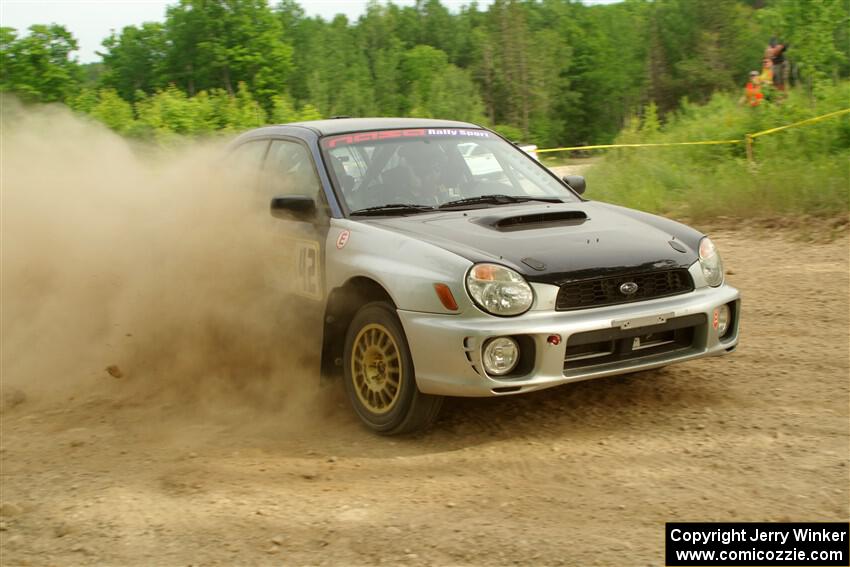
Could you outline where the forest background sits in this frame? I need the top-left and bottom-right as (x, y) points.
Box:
(2, 0), (848, 218)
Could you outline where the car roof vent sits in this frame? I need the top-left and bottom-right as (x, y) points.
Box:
(486, 210), (588, 231)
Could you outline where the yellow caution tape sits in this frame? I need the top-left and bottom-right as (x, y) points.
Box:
(535, 108), (850, 154)
(536, 139), (741, 154)
(748, 108), (850, 138)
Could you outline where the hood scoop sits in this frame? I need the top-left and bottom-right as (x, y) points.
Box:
(481, 210), (589, 231)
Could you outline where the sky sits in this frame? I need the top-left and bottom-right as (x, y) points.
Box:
(0, 0), (501, 63)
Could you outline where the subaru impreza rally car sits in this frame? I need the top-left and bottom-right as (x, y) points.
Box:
(228, 118), (740, 435)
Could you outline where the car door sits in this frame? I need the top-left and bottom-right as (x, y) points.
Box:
(259, 138), (331, 377)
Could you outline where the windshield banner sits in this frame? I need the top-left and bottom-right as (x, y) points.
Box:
(322, 128), (491, 149)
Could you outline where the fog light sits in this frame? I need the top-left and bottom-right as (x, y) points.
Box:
(715, 304), (731, 337)
(482, 337), (519, 376)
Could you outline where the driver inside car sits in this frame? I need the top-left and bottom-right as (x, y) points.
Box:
(395, 141), (466, 206)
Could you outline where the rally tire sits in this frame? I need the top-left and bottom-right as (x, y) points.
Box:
(343, 302), (443, 435)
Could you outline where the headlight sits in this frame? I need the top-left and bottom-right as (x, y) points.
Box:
(466, 263), (534, 316)
(698, 237), (724, 287)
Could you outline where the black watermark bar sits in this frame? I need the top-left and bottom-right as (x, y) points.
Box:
(666, 523), (849, 566)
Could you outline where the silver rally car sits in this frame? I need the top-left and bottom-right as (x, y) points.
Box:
(229, 118), (741, 435)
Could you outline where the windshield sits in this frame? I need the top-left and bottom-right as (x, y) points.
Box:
(320, 128), (579, 213)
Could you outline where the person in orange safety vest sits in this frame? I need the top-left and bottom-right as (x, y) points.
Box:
(744, 71), (763, 107)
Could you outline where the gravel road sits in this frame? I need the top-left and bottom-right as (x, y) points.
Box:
(1, 229), (848, 567)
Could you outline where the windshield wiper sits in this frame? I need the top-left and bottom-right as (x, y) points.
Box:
(438, 194), (563, 209)
(349, 203), (437, 216)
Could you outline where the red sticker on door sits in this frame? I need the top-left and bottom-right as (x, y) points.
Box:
(336, 230), (350, 249)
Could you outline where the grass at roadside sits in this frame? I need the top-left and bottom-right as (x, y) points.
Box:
(573, 83), (849, 222)
(540, 155), (599, 169)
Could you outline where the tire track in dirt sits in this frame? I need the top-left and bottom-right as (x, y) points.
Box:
(1, 229), (847, 567)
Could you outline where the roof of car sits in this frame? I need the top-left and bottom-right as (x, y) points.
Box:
(284, 117), (482, 136)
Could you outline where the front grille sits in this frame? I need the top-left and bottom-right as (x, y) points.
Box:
(563, 313), (705, 372)
(555, 269), (693, 311)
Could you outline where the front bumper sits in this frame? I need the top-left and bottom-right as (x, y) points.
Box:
(398, 284), (740, 397)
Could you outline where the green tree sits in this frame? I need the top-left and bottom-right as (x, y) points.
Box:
(270, 93), (300, 123)
(415, 64), (486, 122)
(100, 23), (168, 101)
(0, 24), (82, 102)
(760, 0), (849, 85)
(90, 88), (137, 134)
(643, 0), (764, 111)
(66, 88), (99, 114)
(640, 101), (661, 136)
(5, 0), (850, 148)
(297, 103), (322, 121)
(417, 0), (458, 60)
(135, 85), (197, 139)
(403, 44), (449, 108)
(359, 2), (406, 115)
(301, 14), (376, 117)
(402, 45), (484, 122)
(164, 0), (292, 107)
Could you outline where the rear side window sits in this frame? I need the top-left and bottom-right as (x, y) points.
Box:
(226, 140), (269, 189)
(262, 140), (322, 199)
(228, 140), (269, 169)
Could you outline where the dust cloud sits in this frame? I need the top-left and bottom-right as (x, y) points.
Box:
(1, 99), (322, 418)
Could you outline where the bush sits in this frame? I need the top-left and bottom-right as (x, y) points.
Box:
(492, 124), (524, 142)
(586, 83), (850, 220)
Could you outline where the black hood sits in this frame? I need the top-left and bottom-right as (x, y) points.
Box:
(360, 201), (703, 285)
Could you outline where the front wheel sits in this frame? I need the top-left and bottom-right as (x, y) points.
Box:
(343, 302), (443, 435)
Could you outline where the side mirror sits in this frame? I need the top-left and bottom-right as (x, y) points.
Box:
(270, 195), (316, 220)
(562, 175), (586, 195)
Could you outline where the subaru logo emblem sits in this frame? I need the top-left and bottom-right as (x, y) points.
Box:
(620, 282), (638, 295)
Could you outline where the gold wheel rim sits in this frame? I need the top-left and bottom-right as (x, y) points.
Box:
(351, 323), (402, 415)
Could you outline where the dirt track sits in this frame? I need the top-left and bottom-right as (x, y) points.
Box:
(1, 228), (848, 567)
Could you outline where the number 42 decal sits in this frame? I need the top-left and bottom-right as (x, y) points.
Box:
(294, 239), (322, 300)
